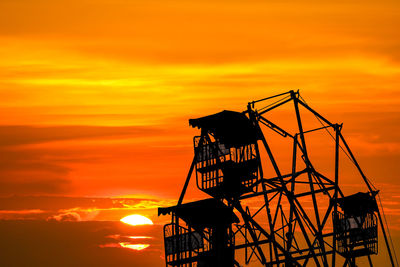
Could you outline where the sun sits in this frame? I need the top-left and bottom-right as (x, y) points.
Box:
(120, 214), (154, 226)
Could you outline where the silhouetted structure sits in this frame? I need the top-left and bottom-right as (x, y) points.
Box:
(190, 111), (259, 199)
(158, 90), (397, 267)
(333, 192), (379, 258)
(159, 199), (238, 266)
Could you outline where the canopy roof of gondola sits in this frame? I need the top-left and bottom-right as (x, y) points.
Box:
(189, 110), (259, 148)
(158, 198), (239, 231)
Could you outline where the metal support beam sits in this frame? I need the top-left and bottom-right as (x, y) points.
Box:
(177, 135), (204, 205)
(291, 91), (328, 267)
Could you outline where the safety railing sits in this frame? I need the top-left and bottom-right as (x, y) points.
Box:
(164, 223), (210, 266)
(193, 136), (259, 197)
(333, 211), (378, 257)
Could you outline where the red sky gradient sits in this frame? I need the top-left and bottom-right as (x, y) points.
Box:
(0, 0), (399, 265)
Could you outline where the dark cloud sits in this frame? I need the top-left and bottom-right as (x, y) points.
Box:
(0, 125), (165, 196)
(0, 147), (74, 195)
(0, 147), (73, 174)
(0, 175), (71, 196)
(0, 220), (164, 267)
(0, 220), (398, 266)
(47, 211), (82, 222)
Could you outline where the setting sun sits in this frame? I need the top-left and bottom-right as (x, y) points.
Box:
(119, 243), (150, 251)
(120, 214), (154, 226)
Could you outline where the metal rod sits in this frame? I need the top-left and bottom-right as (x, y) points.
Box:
(297, 98), (334, 127)
(287, 135), (298, 254)
(258, 115), (294, 138)
(235, 239), (271, 249)
(294, 186), (335, 198)
(258, 97), (294, 116)
(235, 202), (302, 267)
(258, 125), (322, 266)
(302, 124), (335, 135)
(249, 106), (279, 263)
(332, 124), (340, 266)
(235, 202), (268, 265)
(177, 135), (204, 205)
(177, 157), (195, 206)
(292, 91), (328, 266)
(250, 90), (292, 105)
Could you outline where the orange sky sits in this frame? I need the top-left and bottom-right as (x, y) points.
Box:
(0, 0), (399, 265)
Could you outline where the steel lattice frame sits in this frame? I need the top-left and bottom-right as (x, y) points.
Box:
(174, 90), (396, 267)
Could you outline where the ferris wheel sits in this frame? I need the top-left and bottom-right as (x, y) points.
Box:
(158, 90), (398, 267)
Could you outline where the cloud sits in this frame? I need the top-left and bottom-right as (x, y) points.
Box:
(0, 209), (44, 214)
(0, 209), (47, 220)
(0, 196), (158, 211)
(46, 207), (103, 222)
(0, 195), (176, 223)
(0, 220), (164, 267)
(47, 211), (82, 222)
(0, 125), (168, 196)
(0, 174), (72, 196)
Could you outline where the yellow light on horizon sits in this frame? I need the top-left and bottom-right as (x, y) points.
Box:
(120, 214), (154, 226)
(119, 242), (150, 251)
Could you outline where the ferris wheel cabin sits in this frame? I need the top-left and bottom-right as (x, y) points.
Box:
(189, 110), (260, 198)
(158, 198), (239, 267)
(333, 192), (379, 258)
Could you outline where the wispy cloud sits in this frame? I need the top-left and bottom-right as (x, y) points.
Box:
(0, 195), (175, 222)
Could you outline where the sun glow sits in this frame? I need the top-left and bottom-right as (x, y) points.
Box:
(119, 243), (150, 251)
(120, 214), (153, 226)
